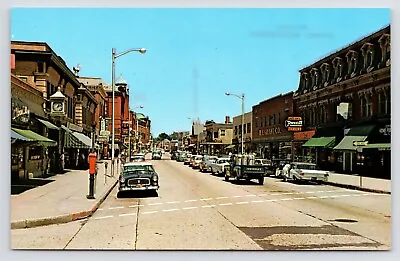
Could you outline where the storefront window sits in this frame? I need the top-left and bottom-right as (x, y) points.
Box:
(29, 146), (43, 160)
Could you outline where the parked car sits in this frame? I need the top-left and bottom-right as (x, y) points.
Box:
(118, 161), (159, 194)
(184, 153), (192, 165)
(177, 151), (188, 162)
(191, 155), (204, 169)
(285, 162), (329, 183)
(210, 157), (230, 176)
(255, 159), (275, 176)
(199, 156), (218, 172)
(130, 154), (146, 162)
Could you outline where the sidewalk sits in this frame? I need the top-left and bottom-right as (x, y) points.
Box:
(11, 160), (119, 229)
(325, 171), (391, 194)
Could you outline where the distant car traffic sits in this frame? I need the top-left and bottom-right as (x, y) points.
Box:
(118, 161), (159, 195)
(152, 151), (162, 160)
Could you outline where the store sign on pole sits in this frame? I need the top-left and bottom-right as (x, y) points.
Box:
(285, 116), (302, 131)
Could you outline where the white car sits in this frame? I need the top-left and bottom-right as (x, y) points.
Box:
(210, 158), (230, 176)
(286, 162), (329, 183)
(191, 155), (204, 169)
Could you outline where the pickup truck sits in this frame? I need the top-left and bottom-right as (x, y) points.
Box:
(224, 154), (266, 185)
(210, 157), (230, 176)
(286, 162), (329, 183)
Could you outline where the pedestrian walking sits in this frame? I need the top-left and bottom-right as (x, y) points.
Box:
(60, 152), (65, 170)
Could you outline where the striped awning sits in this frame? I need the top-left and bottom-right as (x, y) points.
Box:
(11, 128), (57, 146)
(61, 125), (91, 149)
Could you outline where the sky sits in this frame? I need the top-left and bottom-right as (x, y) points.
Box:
(10, 8), (390, 136)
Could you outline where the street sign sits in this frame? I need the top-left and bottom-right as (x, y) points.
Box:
(353, 141), (368, 146)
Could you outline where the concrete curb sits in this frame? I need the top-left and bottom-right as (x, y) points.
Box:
(11, 179), (118, 230)
(323, 181), (390, 195)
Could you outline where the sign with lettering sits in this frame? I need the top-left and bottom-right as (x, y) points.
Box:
(293, 130), (315, 141)
(258, 127), (282, 136)
(285, 116), (303, 131)
(379, 125), (391, 136)
(11, 98), (30, 124)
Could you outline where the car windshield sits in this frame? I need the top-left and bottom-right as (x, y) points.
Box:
(218, 160), (227, 164)
(195, 156), (203, 160)
(130, 157), (145, 162)
(296, 164), (317, 170)
(123, 165), (155, 176)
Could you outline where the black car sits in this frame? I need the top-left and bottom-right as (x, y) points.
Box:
(118, 162), (159, 194)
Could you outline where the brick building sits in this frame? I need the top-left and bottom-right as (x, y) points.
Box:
(11, 41), (97, 173)
(104, 75), (129, 156)
(252, 91), (294, 160)
(77, 77), (109, 158)
(294, 25), (390, 178)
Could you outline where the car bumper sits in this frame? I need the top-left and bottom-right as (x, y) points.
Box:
(294, 175), (328, 182)
(119, 185), (159, 191)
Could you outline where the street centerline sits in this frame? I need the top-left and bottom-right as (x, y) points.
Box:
(142, 211), (158, 214)
(119, 213), (136, 217)
(94, 215), (113, 220)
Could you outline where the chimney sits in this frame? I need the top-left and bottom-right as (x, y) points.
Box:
(225, 116), (230, 124)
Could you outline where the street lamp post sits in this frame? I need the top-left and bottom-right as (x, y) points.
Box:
(111, 47), (146, 177)
(225, 92), (245, 155)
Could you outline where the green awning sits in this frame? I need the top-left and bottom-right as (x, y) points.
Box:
(346, 125), (375, 136)
(37, 119), (59, 130)
(358, 143), (391, 151)
(11, 128), (57, 147)
(302, 137), (336, 148)
(61, 125), (91, 149)
(333, 136), (367, 151)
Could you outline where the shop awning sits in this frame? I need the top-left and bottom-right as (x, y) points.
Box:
(11, 129), (34, 143)
(357, 143), (391, 151)
(72, 132), (93, 148)
(37, 119), (59, 130)
(225, 144), (235, 149)
(61, 125), (91, 149)
(11, 128), (57, 146)
(333, 136), (367, 151)
(302, 137), (336, 148)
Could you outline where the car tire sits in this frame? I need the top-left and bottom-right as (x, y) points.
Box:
(224, 175), (229, 181)
(258, 177), (264, 185)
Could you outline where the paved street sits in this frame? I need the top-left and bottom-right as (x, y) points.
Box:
(11, 154), (391, 250)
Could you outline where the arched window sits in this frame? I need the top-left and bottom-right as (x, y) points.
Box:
(366, 95), (372, 117)
(361, 96), (368, 118)
(378, 92), (385, 114)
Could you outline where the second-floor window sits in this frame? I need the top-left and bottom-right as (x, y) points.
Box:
(247, 123), (251, 133)
(234, 126), (238, 135)
(220, 129), (226, 136)
(361, 95), (372, 118)
(67, 96), (74, 119)
(214, 131), (218, 139)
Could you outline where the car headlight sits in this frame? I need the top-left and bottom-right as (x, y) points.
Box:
(152, 175), (158, 181)
(120, 177), (125, 183)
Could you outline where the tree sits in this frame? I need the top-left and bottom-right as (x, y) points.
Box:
(158, 132), (170, 141)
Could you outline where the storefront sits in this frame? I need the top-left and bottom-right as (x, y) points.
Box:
(292, 130), (315, 162)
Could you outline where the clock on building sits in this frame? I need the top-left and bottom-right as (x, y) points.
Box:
(49, 86), (66, 117)
(52, 102), (63, 112)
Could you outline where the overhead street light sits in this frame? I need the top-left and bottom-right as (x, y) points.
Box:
(225, 92), (245, 155)
(111, 47), (146, 177)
